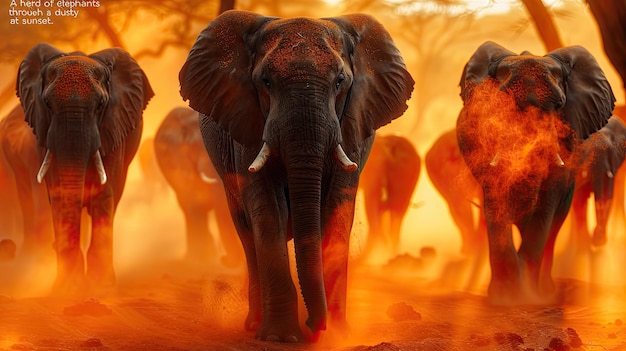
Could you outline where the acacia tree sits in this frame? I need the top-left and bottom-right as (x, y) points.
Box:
(0, 0), (227, 112)
(521, 0), (564, 51)
(586, 0), (626, 99)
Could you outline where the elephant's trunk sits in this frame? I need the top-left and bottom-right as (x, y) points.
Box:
(43, 112), (100, 285)
(288, 161), (327, 334)
(48, 162), (87, 284)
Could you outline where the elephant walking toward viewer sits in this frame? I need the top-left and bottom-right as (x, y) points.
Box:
(426, 128), (486, 255)
(358, 134), (420, 263)
(0, 105), (54, 258)
(457, 41), (615, 304)
(154, 106), (243, 267)
(16, 43), (154, 294)
(570, 115), (626, 249)
(179, 10), (413, 342)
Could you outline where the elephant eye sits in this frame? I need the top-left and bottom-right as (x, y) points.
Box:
(336, 73), (345, 90)
(262, 78), (271, 89)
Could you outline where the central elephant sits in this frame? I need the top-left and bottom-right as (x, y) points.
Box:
(16, 43), (154, 294)
(456, 41), (615, 304)
(179, 10), (414, 342)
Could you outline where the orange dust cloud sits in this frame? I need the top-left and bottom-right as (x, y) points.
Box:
(457, 78), (575, 223)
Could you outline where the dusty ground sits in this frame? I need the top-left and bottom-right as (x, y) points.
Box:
(2, 253), (626, 351)
(2, 176), (626, 351)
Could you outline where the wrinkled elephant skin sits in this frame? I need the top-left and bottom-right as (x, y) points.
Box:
(457, 41), (615, 304)
(179, 10), (414, 342)
(154, 106), (243, 267)
(16, 43), (154, 295)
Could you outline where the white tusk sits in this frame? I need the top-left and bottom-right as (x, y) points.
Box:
(489, 152), (500, 167)
(555, 153), (565, 167)
(249, 142), (271, 173)
(94, 151), (107, 184)
(335, 144), (358, 172)
(200, 172), (218, 184)
(37, 150), (52, 184)
(607, 171), (614, 179)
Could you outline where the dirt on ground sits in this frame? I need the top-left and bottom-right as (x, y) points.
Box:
(2, 179), (626, 351)
(2, 251), (626, 351)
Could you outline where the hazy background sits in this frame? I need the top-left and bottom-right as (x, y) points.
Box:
(0, 0), (623, 294)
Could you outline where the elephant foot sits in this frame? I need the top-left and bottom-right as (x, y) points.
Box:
(254, 318), (303, 343)
(50, 275), (88, 297)
(85, 259), (116, 292)
(244, 310), (262, 331)
(306, 316), (350, 343)
(592, 228), (607, 247)
(487, 279), (522, 306)
(0, 239), (17, 262)
(221, 254), (244, 269)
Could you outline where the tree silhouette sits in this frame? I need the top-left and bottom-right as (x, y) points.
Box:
(0, 0), (226, 112)
(587, 0), (626, 99)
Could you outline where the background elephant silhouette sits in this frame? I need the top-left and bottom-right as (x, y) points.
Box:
(0, 105), (54, 260)
(16, 43), (154, 294)
(569, 114), (626, 250)
(457, 41), (615, 304)
(179, 10), (413, 342)
(136, 136), (169, 203)
(425, 128), (486, 256)
(357, 134), (420, 263)
(154, 106), (243, 268)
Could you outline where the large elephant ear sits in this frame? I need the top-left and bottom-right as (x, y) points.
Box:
(547, 46), (615, 140)
(16, 42), (67, 147)
(90, 48), (154, 156)
(179, 10), (275, 147)
(329, 14), (414, 145)
(459, 41), (516, 102)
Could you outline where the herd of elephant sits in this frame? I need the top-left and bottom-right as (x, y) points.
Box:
(1, 9), (626, 343)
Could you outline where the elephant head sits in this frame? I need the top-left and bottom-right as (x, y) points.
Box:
(457, 41), (615, 222)
(180, 10), (413, 340)
(16, 42), (154, 292)
(456, 41), (615, 303)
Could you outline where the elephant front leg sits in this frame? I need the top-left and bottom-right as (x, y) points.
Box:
(592, 197), (612, 247)
(85, 193), (116, 290)
(215, 190), (245, 268)
(252, 215), (301, 342)
(485, 219), (520, 304)
(570, 186), (592, 252)
(322, 186), (356, 339)
(50, 203), (86, 295)
(181, 205), (216, 263)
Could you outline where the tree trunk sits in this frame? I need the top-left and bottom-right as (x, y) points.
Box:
(586, 0), (626, 99)
(521, 0), (564, 52)
(219, 0), (235, 14)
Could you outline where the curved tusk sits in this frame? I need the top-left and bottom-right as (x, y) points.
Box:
(555, 153), (565, 167)
(94, 151), (107, 185)
(37, 149), (53, 184)
(335, 144), (358, 172)
(489, 152), (500, 167)
(607, 170), (614, 179)
(200, 172), (218, 184)
(248, 142), (271, 173)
